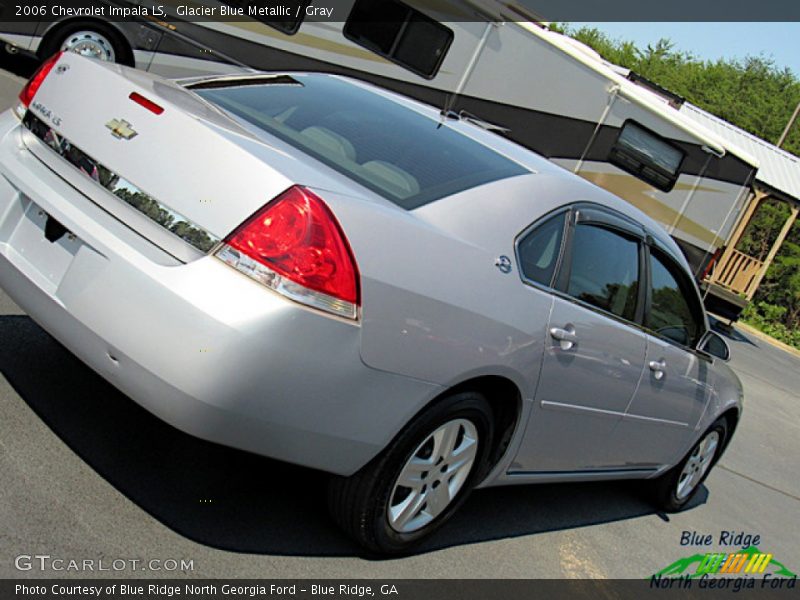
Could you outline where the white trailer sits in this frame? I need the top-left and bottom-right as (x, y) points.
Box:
(0, 0), (762, 316)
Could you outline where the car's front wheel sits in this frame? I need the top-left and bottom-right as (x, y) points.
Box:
(328, 392), (494, 554)
(650, 417), (728, 512)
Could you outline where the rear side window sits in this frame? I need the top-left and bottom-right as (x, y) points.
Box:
(566, 224), (640, 321)
(195, 75), (527, 209)
(344, 0), (453, 78)
(647, 250), (702, 346)
(517, 212), (566, 287)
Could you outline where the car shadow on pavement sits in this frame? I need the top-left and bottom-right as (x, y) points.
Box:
(0, 48), (39, 79)
(708, 315), (758, 348)
(0, 315), (706, 558)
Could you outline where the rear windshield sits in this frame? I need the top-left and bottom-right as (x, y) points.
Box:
(194, 74), (528, 209)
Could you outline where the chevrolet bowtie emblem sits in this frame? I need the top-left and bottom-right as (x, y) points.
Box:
(105, 119), (137, 140)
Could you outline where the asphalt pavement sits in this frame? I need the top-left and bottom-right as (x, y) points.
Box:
(0, 52), (798, 579)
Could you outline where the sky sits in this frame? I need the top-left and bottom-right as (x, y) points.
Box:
(579, 22), (800, 76)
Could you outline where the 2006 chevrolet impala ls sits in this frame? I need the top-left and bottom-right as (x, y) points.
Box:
(0, 53), (741, 554)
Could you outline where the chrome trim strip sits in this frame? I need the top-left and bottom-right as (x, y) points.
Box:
(22, 111), (220, 254)
(539, 399), (624, 420)
(620, 411), (689, 428)
(539, 400), (688, 428)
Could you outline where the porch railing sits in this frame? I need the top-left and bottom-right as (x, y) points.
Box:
(707, 249), (764, 298)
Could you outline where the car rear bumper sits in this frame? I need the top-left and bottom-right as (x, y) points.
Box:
(0, 111), (441, 475)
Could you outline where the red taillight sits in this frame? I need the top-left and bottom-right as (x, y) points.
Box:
(129, 92), (164, 115)
(216, 186), (360, 319)
(17, 52), (64, 114)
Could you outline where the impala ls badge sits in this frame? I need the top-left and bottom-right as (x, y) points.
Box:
(106, 119), (137, 140)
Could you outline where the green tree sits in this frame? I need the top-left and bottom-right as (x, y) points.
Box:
(564, 26), (800, 156)
(736, 199), (791, 261)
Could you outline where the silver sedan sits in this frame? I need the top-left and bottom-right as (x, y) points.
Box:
(0, 53), (742, 554)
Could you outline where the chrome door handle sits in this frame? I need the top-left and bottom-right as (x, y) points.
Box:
(550, 325), (577, 350)
(649, 359), (667, 380)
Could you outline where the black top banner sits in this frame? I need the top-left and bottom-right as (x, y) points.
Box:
(2, 0), (800, 23)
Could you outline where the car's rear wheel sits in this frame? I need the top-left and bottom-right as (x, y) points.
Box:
(328, 392), (494, 554)
(40, 21), (134, 66)
(650, 417), (728, 512)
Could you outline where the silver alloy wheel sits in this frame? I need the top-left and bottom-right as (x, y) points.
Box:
(60, 31), (116, 62)
(387, 418), (479, 533)
(676, 430), (719, 500)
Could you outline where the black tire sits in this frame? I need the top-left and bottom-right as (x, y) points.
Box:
(649, 417), (728, 512)
(328, 392), (494, 555)
(39, 21), (134, 66)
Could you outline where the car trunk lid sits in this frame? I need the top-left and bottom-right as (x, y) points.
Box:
(20, 54), (325, 260)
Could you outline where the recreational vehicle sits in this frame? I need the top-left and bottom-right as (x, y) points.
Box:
(0, 0), (762, 318)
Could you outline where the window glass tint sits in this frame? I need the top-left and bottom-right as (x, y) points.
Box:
(609, 121), (685, 191)
(567, 224), (640, 321)
(518, 212), (566, 286)
(344, 0), (453, 78)
(196, 75), (528, 209)
(648, 251), (701, 346)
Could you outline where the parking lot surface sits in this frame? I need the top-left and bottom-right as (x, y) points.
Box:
(0, 54), (798, 579)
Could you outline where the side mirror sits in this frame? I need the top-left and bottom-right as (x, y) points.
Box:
(698, 330), (731, 362)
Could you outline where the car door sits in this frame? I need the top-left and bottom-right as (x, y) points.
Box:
(617, 244), (713, 467)
(513, 206), (649, 473)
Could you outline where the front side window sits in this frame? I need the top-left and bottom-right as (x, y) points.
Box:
(566, 224), (640, 321)
(517, 212), (566, 287)
(344, 0), (453, 78)
(609, 121), (685, 192)
(647, 250), (702, 346)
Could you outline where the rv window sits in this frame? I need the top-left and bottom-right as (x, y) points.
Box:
(609, 121), (685, 192)
(218, 0), (308, 35)
(344, 0), (453, 79)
